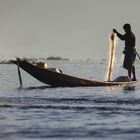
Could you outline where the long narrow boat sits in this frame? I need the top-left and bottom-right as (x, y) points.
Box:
(11, 59), (135, 87)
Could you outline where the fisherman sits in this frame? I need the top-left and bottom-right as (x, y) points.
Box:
(113, 23), (137, 81)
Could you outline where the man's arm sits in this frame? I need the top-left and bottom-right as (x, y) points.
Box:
(113, 29), (125, 40)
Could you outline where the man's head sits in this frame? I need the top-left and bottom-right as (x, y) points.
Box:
(123, 23), (131, 32)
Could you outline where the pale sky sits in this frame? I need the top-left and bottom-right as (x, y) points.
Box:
(0, 0), (140, 60)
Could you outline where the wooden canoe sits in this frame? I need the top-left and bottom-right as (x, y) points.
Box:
(11, 59), (135, 87)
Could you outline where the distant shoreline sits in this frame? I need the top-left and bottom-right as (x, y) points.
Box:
(46, 56), (69, 61)
(0, 56), (70, 64)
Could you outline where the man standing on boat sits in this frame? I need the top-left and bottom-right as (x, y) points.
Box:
(113, 23), (137, 81)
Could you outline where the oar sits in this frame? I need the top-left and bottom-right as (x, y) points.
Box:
(17, 58), (23, 88)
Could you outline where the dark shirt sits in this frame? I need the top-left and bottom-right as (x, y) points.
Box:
(116, 31), (135, 51)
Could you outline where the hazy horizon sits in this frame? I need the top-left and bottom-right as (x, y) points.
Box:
(0, 0), (140, 60)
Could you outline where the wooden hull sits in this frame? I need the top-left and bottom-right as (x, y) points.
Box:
(11, 59), (134, 87)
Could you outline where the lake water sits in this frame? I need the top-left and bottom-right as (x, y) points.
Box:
(0, 60), (140, 140)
